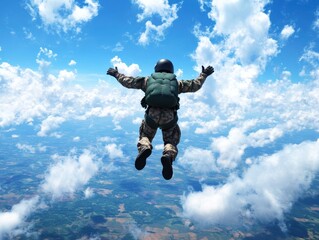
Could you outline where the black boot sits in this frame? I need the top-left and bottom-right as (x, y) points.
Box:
(161, 154), (173, 180)
(135, 148), (152, 170)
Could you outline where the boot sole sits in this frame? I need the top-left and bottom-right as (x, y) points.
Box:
(161, 156), (173, 180)
(135, 148), (152, 170)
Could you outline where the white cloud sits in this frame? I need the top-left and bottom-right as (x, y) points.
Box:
(104, 143), (125, 160)
(211, 127), (248, 169)
(23, 27), (35, 41)
(69, 59), (77, 66)
(37, 115), (65, 137)
(110, 56), (142, 77)
(182, 139), (319, 227)
(73, 136), (80, 142)
(28, 0), (99, 33)
(178, 147), (216, 175)
(198, 0), (210, 12)
(280, 25), (295, 40)
(112, 42), (124, 52)
(300, 47), (319, 68)
(180, 124), (284, 173)
(36, 47), (57, 72)
(175, 68), (183, 78)
(0, 197), (39, 238)
(0, 58), (143, 130)
(132, 0), (180, 45)
(132, 117), (143, 125)
(127, 222), (149, 239)
(84, 187), (94, 198)
(41, 150), (99, 200)
(104, 162), (120, 173)
(16, 143), (36, 154)
(313, 9), (319, 32)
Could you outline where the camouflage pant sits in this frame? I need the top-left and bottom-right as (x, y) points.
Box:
(137, 107), (181, 161)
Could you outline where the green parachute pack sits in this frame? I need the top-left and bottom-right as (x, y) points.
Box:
(143, 72), (179, 109)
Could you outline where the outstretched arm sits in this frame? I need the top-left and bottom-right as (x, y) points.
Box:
(107, 67), (147, 91)
(179, 65), (214, 93)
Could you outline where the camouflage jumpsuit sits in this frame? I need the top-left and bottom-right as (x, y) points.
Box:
(113, 72), (209, 161)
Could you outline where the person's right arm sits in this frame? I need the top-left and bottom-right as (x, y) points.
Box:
(107, 67), (147, 91)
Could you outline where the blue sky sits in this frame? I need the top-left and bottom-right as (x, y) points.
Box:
(1, 0), (318, 81)
(1, 0), (319, 237)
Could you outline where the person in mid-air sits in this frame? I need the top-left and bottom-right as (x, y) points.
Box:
(107, 59), (214, 180)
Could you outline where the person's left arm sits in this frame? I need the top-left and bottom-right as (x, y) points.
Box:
(178, 66), (214, 93)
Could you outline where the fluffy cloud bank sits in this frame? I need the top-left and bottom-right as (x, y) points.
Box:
(182, 140), (319, 228)
(27, 0), (99, 33)
(0, 49), (143, 133)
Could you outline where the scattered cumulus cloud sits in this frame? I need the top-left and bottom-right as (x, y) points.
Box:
(198, 0), (210, 12)
(27, 0), (100, 33)
(132, 0), (181, 45)
(73, 136), (81, 142)
(23, 27), (35, 41)
(0, 149), (100, 237)
(178, 147), (216, 175)
(299, 45), (319, 68)
(112, 42), (124, 52)
(104, 143), (126, 160)
(16, 143), (46, 154)
(280, 25), (295, 40)
(68, 59), (77, 66)
(84, 187), (94, 198)
(37, 115), (65, 137)
(111, 56), (142, 77)
(0, 197), (39, 238)
(41, 150), (99, 200)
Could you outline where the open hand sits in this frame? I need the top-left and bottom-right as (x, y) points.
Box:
(201, 65), (214, 76)
(107, 67), (118, 77)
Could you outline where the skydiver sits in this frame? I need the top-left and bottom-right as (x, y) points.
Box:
(107, 59), (214, 180)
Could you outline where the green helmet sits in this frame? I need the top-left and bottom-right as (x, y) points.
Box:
(154, 59), (174, 73)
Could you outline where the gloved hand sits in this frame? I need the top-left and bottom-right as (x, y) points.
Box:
(107, 67), (118, 77)
(201, 65), (214, 76)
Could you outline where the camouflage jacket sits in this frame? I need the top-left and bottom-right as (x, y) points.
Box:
(113, 72), (209, 93)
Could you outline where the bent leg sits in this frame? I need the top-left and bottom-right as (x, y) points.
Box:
(135, 120), (157, 170)
(137, 119), (157, 152)
(162, 124), (181, 161)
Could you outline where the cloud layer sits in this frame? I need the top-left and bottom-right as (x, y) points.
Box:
(0, 50), (144, 134)
(182, 140), (319, 228)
